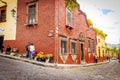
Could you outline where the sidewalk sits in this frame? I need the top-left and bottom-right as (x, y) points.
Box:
(0, 53), (109, 69)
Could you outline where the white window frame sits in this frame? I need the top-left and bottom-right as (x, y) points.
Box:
(92, 40), (95, 53)
(88, 39), (91, 53)
(27, 2), (38, 25)
(60, 37), (68, 54)
(70, 39), (77, 54)
(66, 8), (72, 27)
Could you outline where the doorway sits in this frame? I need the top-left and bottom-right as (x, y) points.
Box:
(80, 43), (84, 61)
(0, 36), (4, 52)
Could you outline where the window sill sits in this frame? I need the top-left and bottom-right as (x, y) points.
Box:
(0, 20), (6, 23)
(61, 53), (68, 55)
(66, 25), (73, 30)
(24, 22), (38, 27)
(71, 53), (77, 55)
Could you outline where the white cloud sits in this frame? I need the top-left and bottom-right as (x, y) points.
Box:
(78, 0), (120, 44)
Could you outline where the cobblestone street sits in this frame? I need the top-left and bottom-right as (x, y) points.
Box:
(66, 60), (120, 80)
(0, 56), (120, 80)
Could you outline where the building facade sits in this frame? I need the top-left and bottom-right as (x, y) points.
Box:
(0, 0), (17, 51)
(3, 0), (96, 64)
(94, 28), (107, 62)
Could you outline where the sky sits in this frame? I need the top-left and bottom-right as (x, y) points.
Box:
(77, 0), (120, 44)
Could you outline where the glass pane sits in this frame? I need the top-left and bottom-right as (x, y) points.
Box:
(0, 10), (6, 21)
(28, 4), (36, 23)
(67, 9), (72, 26)
(92, 40), (95, 52)
(71, 42), (76, 54)
(61, 40), (67, 54)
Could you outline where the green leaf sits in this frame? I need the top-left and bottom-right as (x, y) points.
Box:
(65, 0), (79, 10)
(94, 28), (107, 38)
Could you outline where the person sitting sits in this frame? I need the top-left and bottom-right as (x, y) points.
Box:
(6, 45), (11, 55)
(10, 47), (19, 56)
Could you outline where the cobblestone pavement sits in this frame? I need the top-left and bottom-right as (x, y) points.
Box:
(65, 60), (120, 80)
(0, 56), (120, 80)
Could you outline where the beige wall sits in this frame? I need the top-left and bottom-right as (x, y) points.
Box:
(96, 34), (106, 57)
(0, 0), (17, 40)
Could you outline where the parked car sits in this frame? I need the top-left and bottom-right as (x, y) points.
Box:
(112, 57), (117, 60)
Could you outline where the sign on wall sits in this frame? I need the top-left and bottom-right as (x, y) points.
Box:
(0, 28), (5, 33)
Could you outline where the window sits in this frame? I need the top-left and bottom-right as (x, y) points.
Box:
(79, 32), (85, 41)
(102, 50), (104, 56)
(71, 40), (77, 54)
(26, 3), (37, 25)
(60, 37), (68, 54)
(98, 47), (100, 57)
(0, 6), (6, 22)
(92, 40), (95, 53)
(66, 9), (72, 28)
(88, 39), (90, 53)
(98, 39), (100, 43)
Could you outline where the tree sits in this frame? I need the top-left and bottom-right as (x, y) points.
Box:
(65, 0), (79, 10)
(87, 19), (93, 26)
(106, 47), (110, 51)
(110, 47), (120, 57)
(111, 47), (117, 53)
(94, 28), (107, 38)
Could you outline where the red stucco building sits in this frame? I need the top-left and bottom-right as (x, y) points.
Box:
(4, 0), (96, 64)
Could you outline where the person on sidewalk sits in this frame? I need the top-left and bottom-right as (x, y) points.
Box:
(94, 54), (98, 63)
(25, 42), (31, 58)
(29, 43), (35, 60)
(6, 45), (11, 55)
(0, 44), (4, 53)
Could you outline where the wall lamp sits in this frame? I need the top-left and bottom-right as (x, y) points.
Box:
(11, 9), (16, 17)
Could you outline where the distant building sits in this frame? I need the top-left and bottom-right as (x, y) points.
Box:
(94, 28), (107, 62)
(2, 0), (96, 64)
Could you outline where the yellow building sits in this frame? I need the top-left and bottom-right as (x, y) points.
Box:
(94, 28), (107, 62)
(0, 0), (17, 49)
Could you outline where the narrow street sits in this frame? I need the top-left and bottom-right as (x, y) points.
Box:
(0, 56), (120, 80)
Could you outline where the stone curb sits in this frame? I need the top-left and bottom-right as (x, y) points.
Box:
(0, 53), (109, 69)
